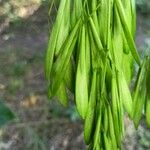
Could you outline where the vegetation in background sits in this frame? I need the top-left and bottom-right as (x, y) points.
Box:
(0, 99), (15, 127)
(136, 0), (150, 14)
(0, 0), (149, 26)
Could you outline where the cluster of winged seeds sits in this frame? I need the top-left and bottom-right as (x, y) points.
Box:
(45, 0), (150, 149)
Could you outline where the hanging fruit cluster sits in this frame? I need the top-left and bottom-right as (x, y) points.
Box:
(45, 0), (150, 149)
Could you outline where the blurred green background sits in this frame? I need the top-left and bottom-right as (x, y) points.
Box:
(0, 0), (150, 149)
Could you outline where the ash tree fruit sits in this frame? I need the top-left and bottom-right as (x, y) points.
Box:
(45, 0), (150, 149)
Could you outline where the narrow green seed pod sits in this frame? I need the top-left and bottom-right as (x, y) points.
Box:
(115, 0), (141, 65)
(84, 71), (97, 144)
(45, 0), (69, 80)
(93, 102), (102, 149)
(104, 134), (111, 150)
(64, 59), (75, 92)
(117, 71), (133, 118)
(89, 17), (103, 52)
(108, 105), (117, 149)
(56, 82), (68, 107)
(75, 24), (89, 119)
(145, 97), (150, 127)
(104, 106), (108, 133)
(50, 19), (81, 97)
(132, 57), (147, 128)
(111, 70), (122, 146)
(145, 57), (150, 127)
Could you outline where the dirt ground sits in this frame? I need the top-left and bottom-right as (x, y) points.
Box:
(0, 4), (150, 150)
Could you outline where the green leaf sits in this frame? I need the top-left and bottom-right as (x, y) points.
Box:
(0, 101), (15, 127)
